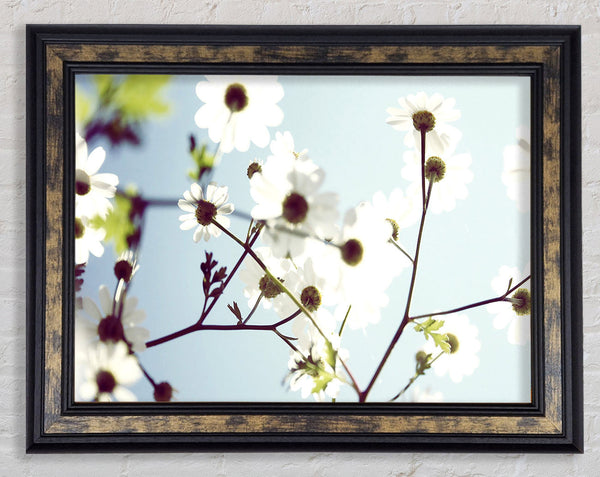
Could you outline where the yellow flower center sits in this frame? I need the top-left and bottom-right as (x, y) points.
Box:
(412, 110), (436, 133)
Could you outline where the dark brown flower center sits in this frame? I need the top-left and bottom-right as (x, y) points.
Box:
(75, 169), (91, 196)
(153, 381), (173, 402)
(300, 285), (322, 312)
(114, 260), (134, 282)
(412, 110), (436, 133)
(341, 238), (364, 266)
(224, 83), (249, 113)
(74, 218), (85, 239)
(259, 274), (282, 299)
(96, 370), (116, 394)
(195, 199), (217, 226)
(97, 315), (125, 343)
(247, 162), (262, 179)
(282, 192), (309, 224)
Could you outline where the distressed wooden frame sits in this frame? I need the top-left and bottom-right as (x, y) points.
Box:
(26, 25), (582, 452)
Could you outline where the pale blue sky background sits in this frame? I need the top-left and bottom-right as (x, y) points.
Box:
(77, 74), (530, 403)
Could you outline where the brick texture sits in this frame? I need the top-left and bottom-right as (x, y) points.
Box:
(2, 0), (595, 474)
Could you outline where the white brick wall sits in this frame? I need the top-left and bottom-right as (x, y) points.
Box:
(2, 0), (596, 474)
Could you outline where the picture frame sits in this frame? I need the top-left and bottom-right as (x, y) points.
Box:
(26, 24), (582, 452)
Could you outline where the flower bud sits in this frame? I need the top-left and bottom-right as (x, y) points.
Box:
(425, 156), (446, 182)
(510, 288), (531, 316)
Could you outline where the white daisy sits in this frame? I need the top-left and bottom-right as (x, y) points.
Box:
(76, 284), (149, 352)
(284, 257), (338, 311)
(238, 247), (297, 319)
(402, 147), (474, 214)
(75, 215), (105, 265)
(386, 92), (461, 156)
(77, 341), (142, 402)
(178, 182), (234, 242)
(194, 75), (284, 153)
(486, 264), (531, 345)
(372, 188), (420, 232)
(75, 133), (118, 220)
(331, 202), (403, 330)
(250, 153), (339, 258)
(422, 313), (481, 383)
(288, 314), (346, 401)
(113, 250), (140, 283)
(502, 125), (531, 213)
(269, 130), (308, 161)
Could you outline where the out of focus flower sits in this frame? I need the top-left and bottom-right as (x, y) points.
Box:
(422, 313), (481, 383)
(75, 133), (118, 220)
(402, 147), (473, 214)
(250, 151), (338, 258)
(502, 125), (530, 213)
(487, 264), (531, 345)
(77, 284), (149, 352)
(75, 215), (105, 265)
(194, 75), (284, 153)
(77, 341), (142, 402)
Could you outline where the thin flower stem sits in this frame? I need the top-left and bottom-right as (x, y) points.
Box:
(246, 218), (255, 241)
(146, 309), (303, 349)
(360, 179), (434, 402)
(243, 292), (264, 324)
(389, 239), (414, 263)
(409, 275), (531, 321)
(211, 219), (362, 398)
(388, 351), (444, 402)
(273, 328), (304, 357)
(420, 130), (426, 208)
(211, 219), (325, 337)
(138, 360), (157, 388)
(340, 358), (362, 397)
(197, 226), (262, 326)
(338, 305), (352, 337)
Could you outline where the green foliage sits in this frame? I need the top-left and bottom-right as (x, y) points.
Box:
(311, 372), (334, 395)
(415, 350), (433, 375)
(89, 194), (134, 255)
(188, 142), (215, 181)
(92, 74), (172, 120)
(112, 75), (171, 120)
(413, 317), (451, 353)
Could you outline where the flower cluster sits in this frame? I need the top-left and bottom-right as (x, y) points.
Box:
(74, 133), (118, 264)
(75, 74), (531, 404)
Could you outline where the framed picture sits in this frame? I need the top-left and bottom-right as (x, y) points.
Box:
(26, 25), (582, 452)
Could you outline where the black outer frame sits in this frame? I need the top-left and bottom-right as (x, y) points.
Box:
(26, 24), (582, 453)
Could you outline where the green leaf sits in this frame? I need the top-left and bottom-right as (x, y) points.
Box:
(89, 194), (134, 254)
(414, 318), (450, 353)
(413, 318), (444, 339)
(431, 333), (451, 353)
(112, 75), (172, 120)
(323, 340), (337, 369)
(311, 373), (333, 395)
